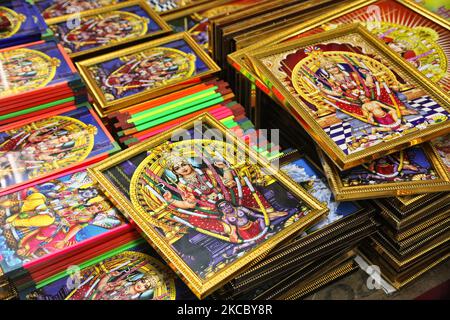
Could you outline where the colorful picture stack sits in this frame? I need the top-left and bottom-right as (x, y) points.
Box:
(0, 39), (87, 125)
(225, 0), (450, 296)
(0, 0), (448, 301)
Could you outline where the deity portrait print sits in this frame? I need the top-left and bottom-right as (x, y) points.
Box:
(104, 136), (315, 280)
(259, 32), (449, 157)
(0, 170), (124, 274)
(35, 0), (122, 19)
(65, 251), (176, 300)
(49, 3), (167, 56)
(293, 0), (450, 91)
(431, 134), (450, 171)
(24, 248), (190, 300)
(0, 107), (117, 192)
(86, 37), (210, 102)
(339, 146), (438, 186)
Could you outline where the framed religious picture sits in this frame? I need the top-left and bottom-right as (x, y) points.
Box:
(0, 103), (120, 196)
(278, 153), (368, 232)
(32, 0), (213, 18)
(382, 134), (450, 211)
(22, 239), (197, 300)
(76, 32), (220, 116)
(385, 193), (443, 214)
(319, 142), (450, 201)
(0, 167), (131, 278)
(47, 0), (172, 59)
(414, 0), (449, 21)
(247, 24), (450, 170)
(0, 40), (80, 103)
(230, 0), (450, 90)
(88, 113), (327, 298)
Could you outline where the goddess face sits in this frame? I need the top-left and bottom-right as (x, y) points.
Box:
(173, 162), (193, 176)
(134, 275), (158, 293)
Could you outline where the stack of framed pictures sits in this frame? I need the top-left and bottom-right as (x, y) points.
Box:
(358, 135), (450, 290)
(87, 114), (332, 299)
(76, 32), (221, 117)
(0, 102), (135, 298)
(0, 104), (120, 196)
(414, 0), (449, 21)
(209, 0), (348, 79)
(211, 151), (377, 300)
(0, 39), (88, 125)
(225, 0), (450, 293)
(3, 237), (199, 300)
(43, 0), (172, 60)
(359, 206), (449, 290)
(0, 277), (16, 300)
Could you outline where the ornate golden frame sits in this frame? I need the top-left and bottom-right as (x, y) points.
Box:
(228, 0), (450, 91)
(76, 32), (220, 113)
(246, 24), (450, 170)
(46, 0), (172, 59)
(319, 143), (450, 201)
(88, 113), (327, 299)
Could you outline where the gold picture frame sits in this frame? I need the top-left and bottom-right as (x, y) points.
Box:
(76, 32), (220, 114)
(228, 0), (450, 92)
(246, 24), (450, 170)
(46, 0), (172, 59)
(319, 143), (450, 201)
(88, 113), (327, 298)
